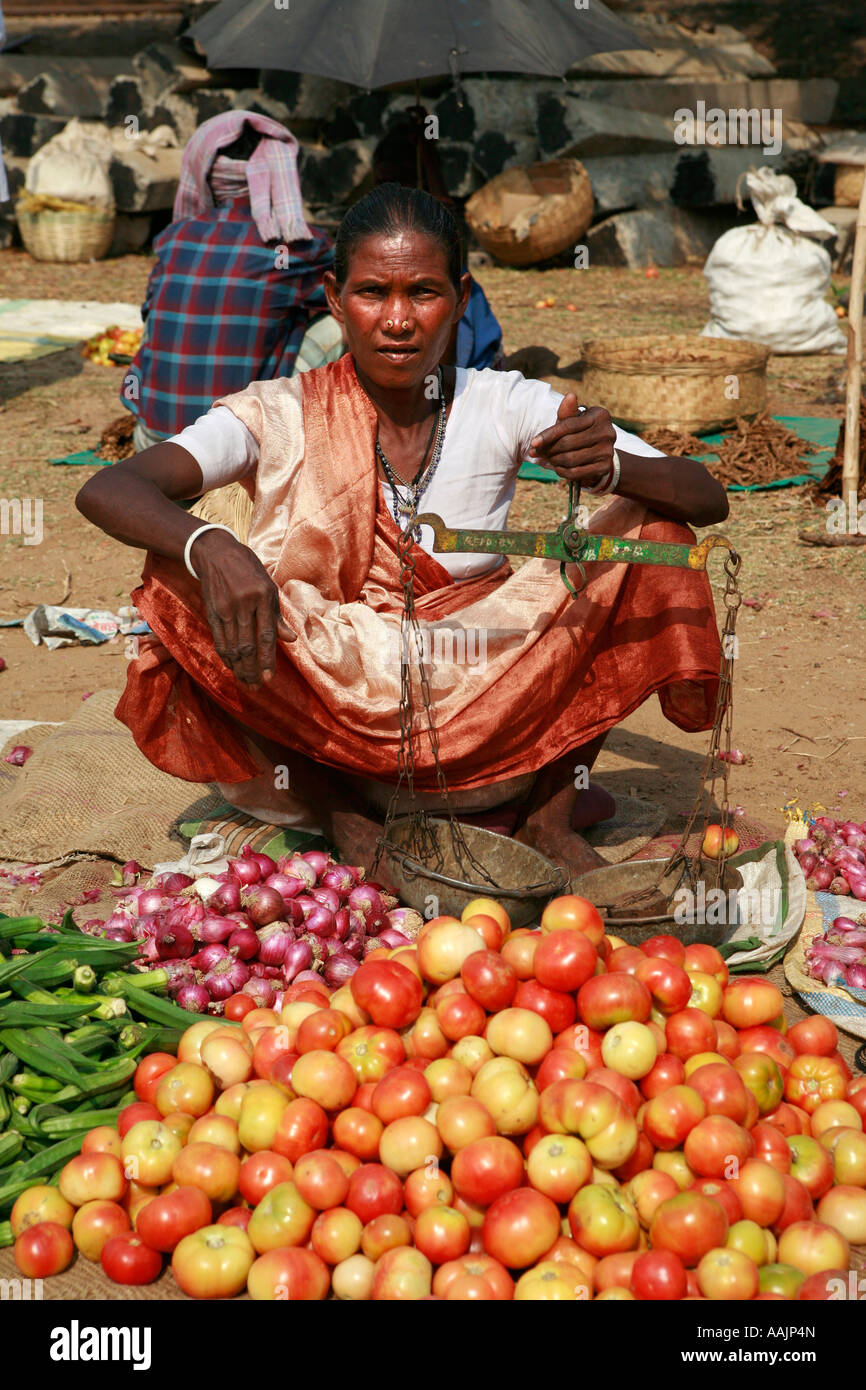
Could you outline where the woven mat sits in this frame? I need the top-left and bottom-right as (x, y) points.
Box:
(584, 794), (667, 865)
(785, 889), (866, 1044)
(0, 690), (223, 869)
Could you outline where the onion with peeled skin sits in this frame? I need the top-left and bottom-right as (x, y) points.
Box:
(797, 852), (818, 879)
(794, 837), (819, 858)
(193, 942), (230, 972)
(302, 850), (332, 879)
(265, 872), (305, 902)
(277, 856), (316, 889)
(846, 963), (866, 989)
(333, 908), (351, 942)
(177, 983), (210, 1012)
(203, 955), (251, 1001)
(153, 872), (194, 892)
(138, 888), (172, 916)
(304, 904), (336, 938)
(241, 976), (277, 1008)
(832, 916), (863, 933)
(257, 920), (296, 966)
(376, 928), (412, 949)
(199, 914), (236, 945)
(208, 879), (242, 915)
(323, 951), (359, 987)
(241, 884), (285, 927)
(230, 856), (261, 887)
(154, 921), (196, 960)
(312, 885), (341, 914)
(320, 864), (360, 895)
(294, 969), (327, 987)
(284, 939), (314, 982)
(228, 925), (258, 960)
(343, 928), (365, 960)
(806, 865), (835, 891)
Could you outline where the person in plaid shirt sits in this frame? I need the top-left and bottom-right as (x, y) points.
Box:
(123, 111), (340, 452)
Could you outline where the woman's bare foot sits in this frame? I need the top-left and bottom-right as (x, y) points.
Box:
(517, 781), (608, 883)
(570, 781), (617, 831)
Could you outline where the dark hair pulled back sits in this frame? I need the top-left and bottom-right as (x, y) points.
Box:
(334, 183), (462, 290)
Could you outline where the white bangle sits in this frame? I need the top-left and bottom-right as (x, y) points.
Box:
(586, 449), (622, 497)
(183, 523), (238, 579)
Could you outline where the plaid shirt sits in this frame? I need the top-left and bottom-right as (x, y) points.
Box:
(123, 199), (334, 436)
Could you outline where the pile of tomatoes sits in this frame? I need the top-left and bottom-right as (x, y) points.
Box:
(10, 894), (866, 1300)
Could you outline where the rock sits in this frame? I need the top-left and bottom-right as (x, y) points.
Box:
(670, 146), (794, 207)
(570, 17), (776, 79)
(191, 89), (242, 124)
(472, 132), (538, 183)
(581, 153), (680, 216)
(18, 69), (113, 120)
(536, 95), (676, 160)
(0, 106), (65, 158)
(585, 207), (734, 268)
(297, 139), (375, 206)
(260, 71), (355, 128)
(108, 212), (153, 256)
(108, 144), (183, 213)
(433, 88), (477, 144)
(438, 142), (481, 198)
(132, 43), (212, 103)
(345, 89), (395, 138)
(104, 76), (145, 128)
(147, 94), (199, 147)
(565, 76), (838, 128)
(0, 56), (133, 101)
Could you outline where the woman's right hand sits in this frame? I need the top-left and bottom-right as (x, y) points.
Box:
(191, 528), (297, 689)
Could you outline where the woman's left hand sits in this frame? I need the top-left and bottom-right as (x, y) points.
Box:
(528, 392), (615, 487)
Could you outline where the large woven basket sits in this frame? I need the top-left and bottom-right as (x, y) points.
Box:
(581, 334), (770, 434)
(465, 158), (593, 268)
(17, 207), (115, 263)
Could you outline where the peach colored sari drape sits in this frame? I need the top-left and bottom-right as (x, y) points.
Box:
(117, 355), (721, 789)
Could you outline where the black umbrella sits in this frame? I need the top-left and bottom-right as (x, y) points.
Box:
(189, 0), (645, 89)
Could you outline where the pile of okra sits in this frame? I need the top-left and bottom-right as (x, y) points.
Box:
(0, 911), (204, 1245)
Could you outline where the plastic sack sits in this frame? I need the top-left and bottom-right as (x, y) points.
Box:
(702, 168), (845, 355)
(26, 119), (114, 210)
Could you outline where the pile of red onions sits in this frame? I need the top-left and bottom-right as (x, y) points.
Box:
(83, 846), (422, 1015)
(793, 815), (866, 901)
(805, 913), (866, 990)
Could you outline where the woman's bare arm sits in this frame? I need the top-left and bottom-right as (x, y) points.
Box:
(76, 444), (295, 688)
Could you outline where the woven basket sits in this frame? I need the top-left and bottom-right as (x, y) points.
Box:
(581, 334), (770, 435)
(17, 207), (115, 263)
(834, 164), (865, 208)
(465, 158), (593, 268)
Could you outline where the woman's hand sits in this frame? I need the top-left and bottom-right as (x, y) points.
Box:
(192, 529), (297, 689)
(528, 392), (614, 487)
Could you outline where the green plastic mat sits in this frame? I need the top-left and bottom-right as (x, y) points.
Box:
(517, 415), (839, 493)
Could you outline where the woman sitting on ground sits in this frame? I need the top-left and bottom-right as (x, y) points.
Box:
(78, 184), (728, 878)
(122, 110), (341, 454)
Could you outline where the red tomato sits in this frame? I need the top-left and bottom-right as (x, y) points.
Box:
(665, 1008), (718, 1061)
(788, 1016), (838, 1057)
(540, 895), (605, 947)
(513, 978), (576, 1033)
(460, 949), (518, 1011)
(433, 1253), (514, 1300)
(683, 944), (729, 987)
(272, 1097), (330, 1164)
(482, 1188), (561, 1268)
(331, 1106), (383, 1160)
(14, 1222), (73, 1278)
(737, 1026), (795, 1073)
(413, 1205), (471, 1264)
(296, 1008), (352, 1054)
(535, 1048), (587, 1091)
(350, 960), (423, 1030)
(634, 957), (693, 1015)
(649, 1192), (729, 1267)
(577, 973), (652, 1029)
(100, 1233), (162, 1285)
(435, 992), (487, 1041)
(451, 1136), (526, 1207)
(555, 1023), (605, 1070)
(372, 1066), (432, 1123)
(345, 1163), (403, 1224)
(687, 1063), (750, 1124)
(640, 1053), (686, 1100)
(688, 1177), (742, 1226)
(133, 1053), (177, 1107)
(764, 1102), (811, 1137)
(534, 930), (598, 993)
(117, 1101), (162, 1139)
(751, 1122), (792, 1174)
(630, 1248), (688, 1300)
(224, 993), (257, 1022)
(642, 935), (686, 966)
(237, 1151), (295, 1207)
(136, 1186), (212, 1253)
(585, 1065), (641, 1116)
(606, 946), (647, 975)
(337, 1025), (406, 1083)
(293, 1150), (350, 1209)
(218, 1207), (252, 1231)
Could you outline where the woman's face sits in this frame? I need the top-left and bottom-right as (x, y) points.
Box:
(325, 229), (470, 391)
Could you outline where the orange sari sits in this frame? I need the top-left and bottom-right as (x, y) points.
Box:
(117, 355), (721, 789)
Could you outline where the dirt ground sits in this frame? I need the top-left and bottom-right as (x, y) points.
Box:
(0, 251), (863, 842)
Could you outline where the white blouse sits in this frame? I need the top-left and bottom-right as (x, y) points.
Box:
(169, 368), (665, 580)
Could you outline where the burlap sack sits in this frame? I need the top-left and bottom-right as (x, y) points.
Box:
(0, 689), (222, 868)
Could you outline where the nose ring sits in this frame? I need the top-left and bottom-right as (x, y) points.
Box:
(401, 320), (410, 330)
(385, 319), (394, 329)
